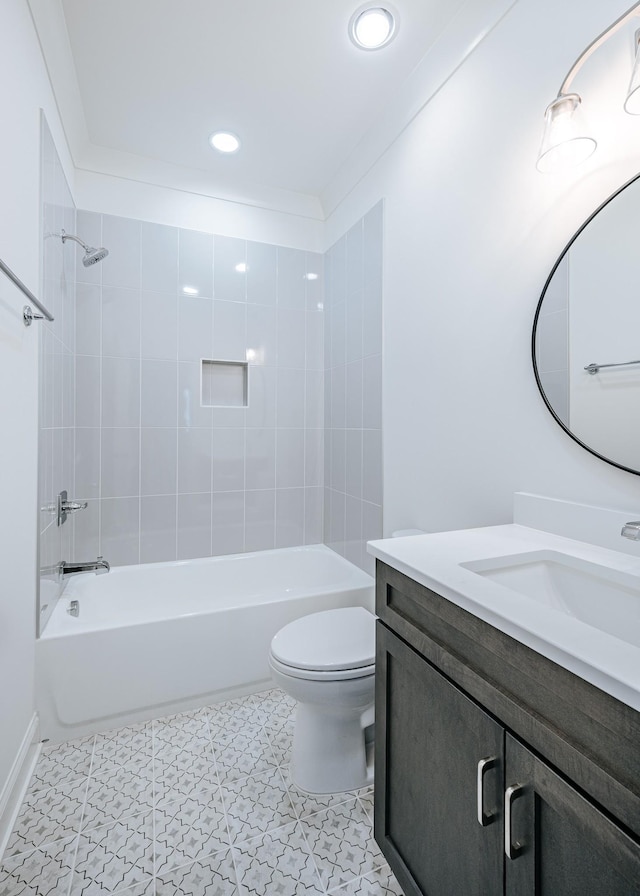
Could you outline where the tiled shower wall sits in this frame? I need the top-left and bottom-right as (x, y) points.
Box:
(324, 202), (383, 575)
(72, 212), (325, 566)
(38, 116), (76, 632)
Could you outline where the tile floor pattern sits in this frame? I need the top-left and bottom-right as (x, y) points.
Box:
(1, 690), (404, 896)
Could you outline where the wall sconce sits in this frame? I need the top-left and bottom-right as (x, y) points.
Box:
(536, 1), (640, 173)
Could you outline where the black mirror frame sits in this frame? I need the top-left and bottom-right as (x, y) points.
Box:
(531, 169), (640, 477)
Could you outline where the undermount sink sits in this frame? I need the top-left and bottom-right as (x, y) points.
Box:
(462, 550), (640, 650)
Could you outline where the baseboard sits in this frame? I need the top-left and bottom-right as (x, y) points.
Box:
(0, 714), (40, 859)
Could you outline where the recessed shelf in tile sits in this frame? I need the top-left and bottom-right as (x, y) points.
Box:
(201, 360), (248, 408)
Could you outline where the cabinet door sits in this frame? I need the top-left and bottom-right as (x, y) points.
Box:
(375, 623), (503, 896)
(504, 734), (640, 896)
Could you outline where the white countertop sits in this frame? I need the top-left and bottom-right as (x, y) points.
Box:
(368, 524), (640, 712)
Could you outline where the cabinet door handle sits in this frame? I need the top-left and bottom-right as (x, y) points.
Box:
(504, 783), (526, 859)
(476, 756), (497, 826)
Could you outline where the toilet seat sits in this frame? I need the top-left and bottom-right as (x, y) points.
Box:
(269, 607), (375, 677)
(269, 652), (375, 682)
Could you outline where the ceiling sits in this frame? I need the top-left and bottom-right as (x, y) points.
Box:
(60, 0), (469, 199)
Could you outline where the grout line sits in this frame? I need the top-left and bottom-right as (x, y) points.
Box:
(65, 735), (96, 896)
(138, 242), (143, 567)
(205, 713), (243, 894)
(151, 716), (158, 893)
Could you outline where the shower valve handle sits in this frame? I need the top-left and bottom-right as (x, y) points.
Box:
(57, 490), (88, 526)
(62, 500), (88, 513)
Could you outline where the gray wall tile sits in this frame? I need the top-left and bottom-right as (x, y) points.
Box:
(276, 428), (305, 489)
(212, 491), (244, 555)
(212, 428), (245, 492)
(141, 292), (178, 360)
(247, 304), (277, 367)
(178, 295), (213, 361)
(72, 210), (326, 567)
(304, 487), (324, 545)
(275, 487), (305, 548)
(141, 223), (179, 294)
(245, 489), (276, 552)
(179, 229), (213, 298)
(323, 202), (383, 571)
(101, 497), (140, 566)
(141, 360), (178, 428)
(276, 369), (305, 428)
(245, 428), (276, 490)
(76, 283), (101, 357)
(140, 495), (177, 563)
(102, 216), (141, 290)
(102, 287), (140, 359)
(178, 361), (213, 428)
(277, 308), (306, 369)
(101, 428), (140, 498)
(75, 210), (102, 286)
(214, 236), (247, 303)
(178, 427), (213, 494)
(75, 427), (101, 499)
(102, 357), (140, 427)
(277, 248), (306, 309)
(213, 300), (247, 359)
(247, 241), (277, 306)
(75, 355), (101, 428)
(141, 428), (177, 496)
(177, 492), (212, 560)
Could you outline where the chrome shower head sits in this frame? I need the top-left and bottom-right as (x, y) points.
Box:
(60, 230), (109, 267)
(82, 246), (109, 267)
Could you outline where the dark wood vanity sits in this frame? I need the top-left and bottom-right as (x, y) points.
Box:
(374, 560), (640, 895)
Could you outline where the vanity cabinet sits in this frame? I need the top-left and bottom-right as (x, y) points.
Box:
(374, 561), (640, 896)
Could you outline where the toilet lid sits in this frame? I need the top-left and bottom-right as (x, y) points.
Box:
(270, 607), (376, 672)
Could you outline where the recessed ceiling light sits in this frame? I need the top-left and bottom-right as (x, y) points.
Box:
(235, 262), (248, 273)
(182, 286), (199, 295)
(209, 131), (240, 154)
(305, 272), (319, 281)
(349, 6), (397, 50)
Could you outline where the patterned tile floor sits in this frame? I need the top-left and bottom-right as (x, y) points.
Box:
(1, 690), (404, 896)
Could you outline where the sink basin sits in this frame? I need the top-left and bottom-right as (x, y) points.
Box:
(462, 550), (640, 650)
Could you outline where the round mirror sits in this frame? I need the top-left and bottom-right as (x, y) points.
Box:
(532, 172), (640, 476)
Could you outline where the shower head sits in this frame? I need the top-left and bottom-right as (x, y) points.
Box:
(82, 246), (109, 267)
(60, 229), (109, 267)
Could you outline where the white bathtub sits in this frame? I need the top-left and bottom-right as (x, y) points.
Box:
(35, 545), (374, 743)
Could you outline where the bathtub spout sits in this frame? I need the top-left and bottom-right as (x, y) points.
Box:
(59, 556), (110, 578)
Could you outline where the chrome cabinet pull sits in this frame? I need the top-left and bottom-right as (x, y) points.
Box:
(476, 756), (497, 826)
(504, 783), (526, 859)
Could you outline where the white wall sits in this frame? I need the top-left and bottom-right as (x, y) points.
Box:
(569, 177), (640, 471)
(324, 0), (640, 537)
(0, 0), (74, 803)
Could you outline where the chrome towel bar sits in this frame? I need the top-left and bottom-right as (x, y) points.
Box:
(584, 359), (640, 375)
(0, 256), (54, 326)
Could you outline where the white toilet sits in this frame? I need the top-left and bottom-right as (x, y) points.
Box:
(268, 606), (376, 794)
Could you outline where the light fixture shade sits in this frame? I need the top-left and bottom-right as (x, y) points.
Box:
(536, 94), (597, 173)
(624, 31), (640, 114)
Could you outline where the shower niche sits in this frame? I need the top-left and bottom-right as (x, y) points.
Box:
(201, 359), (248, 407)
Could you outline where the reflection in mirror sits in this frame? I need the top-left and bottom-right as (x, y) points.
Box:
(533, 173), (640, 475)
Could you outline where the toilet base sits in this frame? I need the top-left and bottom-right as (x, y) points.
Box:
(291, 702), (374, 794)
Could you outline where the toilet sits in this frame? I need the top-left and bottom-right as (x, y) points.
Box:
(269, 606), (376, 794)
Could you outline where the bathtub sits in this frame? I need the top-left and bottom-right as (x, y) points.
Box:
(35, 545), (374, 743)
